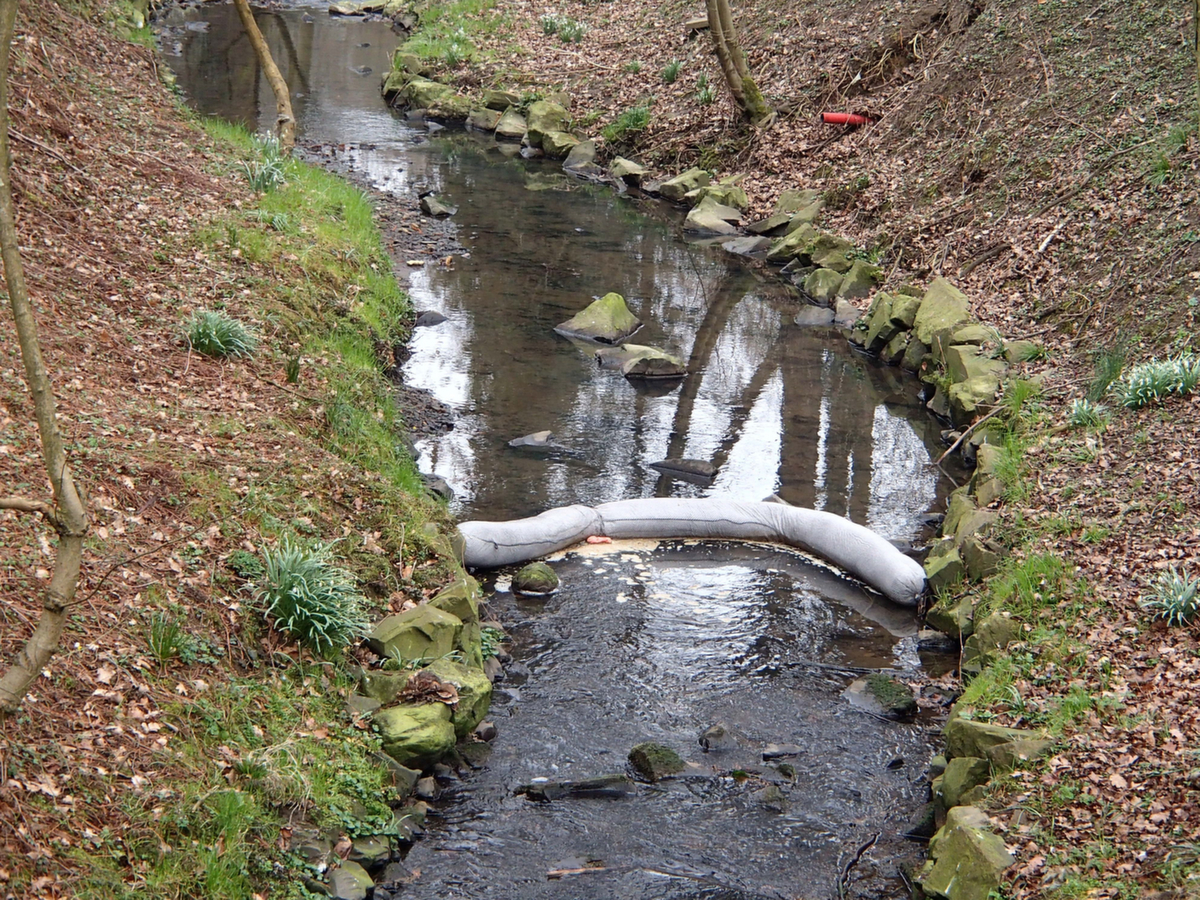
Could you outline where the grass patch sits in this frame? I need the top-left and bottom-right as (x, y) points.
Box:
(397, 0), (500, 66)
(601, 105), (650, 145)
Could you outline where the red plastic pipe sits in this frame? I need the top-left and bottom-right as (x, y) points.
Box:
(821, 112), (874, 126)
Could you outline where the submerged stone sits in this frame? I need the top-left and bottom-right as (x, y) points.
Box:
(649, 458), (717, 483)
(794, 306), (836, 327)
(519, 773), (635, 801)
(628, 741), (685, 782)
(845, 674), (917, 719)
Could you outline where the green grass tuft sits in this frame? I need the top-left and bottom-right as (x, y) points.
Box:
(185, 310), (258, 359)
(256, 537), (369, 655)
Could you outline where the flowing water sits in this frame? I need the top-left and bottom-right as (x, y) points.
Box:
(162, 8), (961, 896)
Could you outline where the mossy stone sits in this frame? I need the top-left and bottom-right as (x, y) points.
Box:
(422, 658), (493, 738)
(429, 576), (481, 623)
(938, 756), (990, 808)
(513, 561), (559, 594)
(375, 702), (456, 768)
(554, 292), (641, 344)
(628, 741), (685, 781)
(913, 277), (971, 346)
(659, 167), (710, 201)
(920, 806), (1014, 900)
(925, 590), (974, 638)
(368, 605), (463, 663)
(803, 268), (844, 303)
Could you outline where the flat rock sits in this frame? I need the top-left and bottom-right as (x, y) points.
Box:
(494, 108), (527, 141)
(519, 773), (635, 801)
(721, 236), (771, 256)
(418, 194), (455, 217)
(794, 306), (835, 327)
(649, 458), (717, 483)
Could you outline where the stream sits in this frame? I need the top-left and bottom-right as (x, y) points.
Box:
(160, 6), (962, 897)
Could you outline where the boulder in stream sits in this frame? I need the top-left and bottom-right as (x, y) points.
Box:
(554, 292), (642, 343)
(513, 561), (559, 595)
(793, 306), (835, 327)
(422, 658), (493, 738)
(628, 741), (685, 782)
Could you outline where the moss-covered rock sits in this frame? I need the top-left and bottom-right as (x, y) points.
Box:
(925, 590), (974, 638)
(944, 345), (1008, 385)
(628, 741), (685, 782)
(836, 259), (881, 299)
(540, 131), (579, 158)
(659, 167), (710, 201)
(429, 576), (481, 624)
(949, 375), (1001, 426)
(526, 99), (569, 145)
(803, 267), (844, 303)
(846, 674), (917, 719)
(944, 713), (1044, 760)
(919, 806), (1014, 900)
(938, 756), (991, 809)
(368, 605), (463, 663)
(924, 540), (965, 594)
(482, 88), (519, 110)
(774, 188), (821, 214)
(374, 702), (456, 768)
(467, 107), (502, 131)
(513, 561), (559, 594)
(422, 658), (493, 738)
(684, 183), (749, 211)
(358, 670), (411, 705)
(494, 108), (527, 141)
(913, 278), (972, 347)
(554, 292), (642, 343)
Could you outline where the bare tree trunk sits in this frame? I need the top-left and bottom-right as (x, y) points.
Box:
(1195, 0), (1199, 139)
(705, 0), (772, 126)
(232, 0), (295, 153)
(0, 0), (90, 718)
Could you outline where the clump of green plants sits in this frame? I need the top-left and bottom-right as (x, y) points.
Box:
(226, 549), (266, 580)
(1066, 398), (1110, 430)
(146, 612), (193, 666)
(540, 15), (584, 42)
(1111, 352), (1200, 409)
(481, 625), (506, 660)
(696, 72), (716, 105)
(185, 310), (258, 359)
(1086, 343), (1127, 401)
(661, 59), (682, 83)
(256, 537), (369, 655)
(240, 134), (287, 193)
(623, 60), (642, 73)
(601, 105), (650, 144)
(556, 18), (585, 43)
(1140, 567), (1200, 626)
